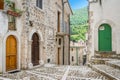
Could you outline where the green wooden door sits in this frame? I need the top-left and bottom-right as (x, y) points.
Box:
(99, 24), (112, 51)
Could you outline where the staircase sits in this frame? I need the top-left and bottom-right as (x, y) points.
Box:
(89, 51), (120, 80)
(91, 51), (119, 64)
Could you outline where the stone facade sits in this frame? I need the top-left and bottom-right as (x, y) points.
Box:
(88, 0), (120, 58)
(0, 0), (72, 73)
(70, 41), (86, 65)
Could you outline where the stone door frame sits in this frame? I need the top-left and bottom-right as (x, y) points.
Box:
(28, 29), (44, 69)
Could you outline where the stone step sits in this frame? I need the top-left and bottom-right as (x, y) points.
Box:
(94, 51), (120, 59)
(90, 57), (118, 64)
(106, 60), (120, 70)
(90, 64), (120, 80)
(95, 51), (116, 54)
(66, 76), (102, 80)
(0, 77), (11, 80)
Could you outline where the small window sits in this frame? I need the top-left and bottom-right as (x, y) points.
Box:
(8, 2), (16, 30)
(8, 16), (16, 30)
(47, 59), (50, 63)
(71, 48), (73, 51)
(72, 56), (74, 61)
(36, 0), (42, 9)
(59, 38), (61, 45)
(99, 26), (105, 30)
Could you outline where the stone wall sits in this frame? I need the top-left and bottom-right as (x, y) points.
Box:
(0, 0), (71, 72)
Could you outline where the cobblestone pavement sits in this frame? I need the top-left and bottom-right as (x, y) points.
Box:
(107, 60), (120, 67)
(0, 65), (110, 80)
(92, 65), (120, 80)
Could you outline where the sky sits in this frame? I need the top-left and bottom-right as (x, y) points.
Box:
(69, 0), (88, 9)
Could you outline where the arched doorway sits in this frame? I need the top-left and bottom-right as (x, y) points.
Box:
(6, 35), (17, 71)
(98, 24), (112, 51)
(32, 33), (39, 66)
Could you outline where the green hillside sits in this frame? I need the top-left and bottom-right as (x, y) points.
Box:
(70, 7), (88, 42)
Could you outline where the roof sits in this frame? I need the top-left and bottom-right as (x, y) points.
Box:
(64, 0), (73, 15)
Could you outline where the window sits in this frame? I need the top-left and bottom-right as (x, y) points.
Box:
(36, 0), (42, 9)
(71, 48), (73, 51)
(0, 0), (4, 9)
(59, 38), (61, 45)
(8, 2), (16, 30)
(57, 11), (61, 32)
(72, 56), (74, 61)
(8, 15), (16, 30)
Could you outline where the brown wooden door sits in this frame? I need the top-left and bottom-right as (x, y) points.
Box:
(0, 0), (4, 10)
(32, 33), (39, 66)
(58, 48), (60, 65)
(6, 35), (17, 71)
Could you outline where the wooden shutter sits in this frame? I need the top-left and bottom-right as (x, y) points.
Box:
(0, 0), (4, 9)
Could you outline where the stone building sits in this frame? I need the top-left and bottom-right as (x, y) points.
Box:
(88, 0), (120, 58)
(70, 41), (86, 65)
(0, 0), (72, 73)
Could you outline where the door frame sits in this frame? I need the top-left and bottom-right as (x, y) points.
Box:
(3, 32), (20, 73)
(93, 20), (116, 52)
(28, 29), (43, 68)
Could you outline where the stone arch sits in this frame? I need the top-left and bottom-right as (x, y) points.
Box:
(94, 19), (116, 51)
(28, 29), (44, 68)
(28, 29), (43, 41)
(3, 32), (21, 72)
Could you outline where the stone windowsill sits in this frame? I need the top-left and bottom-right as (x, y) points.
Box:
(34, 6), (44, 14)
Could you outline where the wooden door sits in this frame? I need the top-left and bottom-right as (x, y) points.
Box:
(58, 48), (60, 65)
(32, 33), (39, 66)
(6, 35), (17, 71)
(0, 0), (4, 9)
(99, 24), (112, 51)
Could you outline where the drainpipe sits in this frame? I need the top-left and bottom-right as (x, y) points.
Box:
(62, 0), (68, 65)
(62, 0), (64, 65)
(68, 14), (70, 65)
(62, 0), (64, 32)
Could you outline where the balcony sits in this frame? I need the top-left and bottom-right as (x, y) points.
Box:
(56, 32), (70, 37)
(56, 32), (66, 36)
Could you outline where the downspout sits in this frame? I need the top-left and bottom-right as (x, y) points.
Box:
(62, 0), (64, 65)
(69, 14), (70, 65)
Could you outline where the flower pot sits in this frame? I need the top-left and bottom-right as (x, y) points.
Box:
(7, 10), (21, 17)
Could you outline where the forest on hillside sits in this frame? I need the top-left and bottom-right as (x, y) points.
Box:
(70, 7), (88, 42)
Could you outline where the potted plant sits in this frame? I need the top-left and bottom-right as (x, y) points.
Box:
(5, 0), (22, 17)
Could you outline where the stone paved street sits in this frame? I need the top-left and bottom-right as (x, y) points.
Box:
(0, 65), (110, 80)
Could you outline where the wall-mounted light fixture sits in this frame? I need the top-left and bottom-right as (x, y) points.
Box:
(29, 20), (33, 27)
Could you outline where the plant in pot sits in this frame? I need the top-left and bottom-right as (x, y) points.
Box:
(5, 0), (22, 17)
